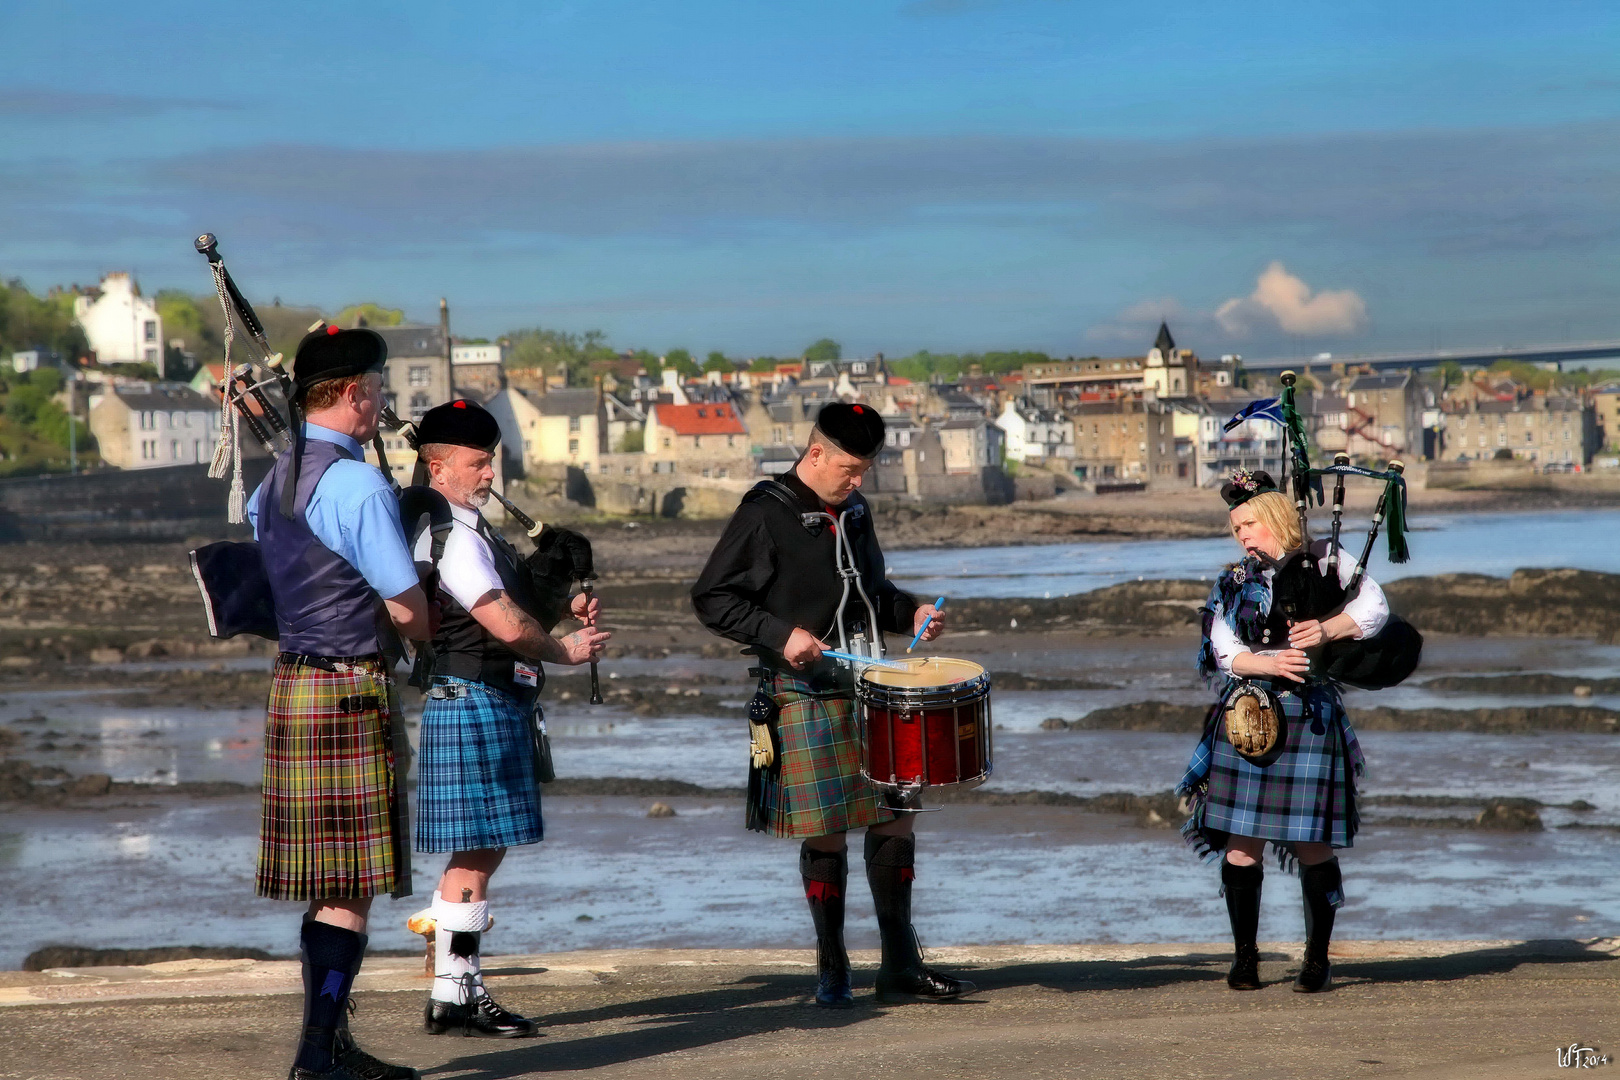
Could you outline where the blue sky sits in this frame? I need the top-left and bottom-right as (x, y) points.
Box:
(2, 1), (1619, 360)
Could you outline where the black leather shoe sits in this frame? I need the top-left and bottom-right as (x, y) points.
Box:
(332, 1028), (420, 1080)
(424, 991), (539, 1037)
(815, 970), (855, 1009)
(874, 965), (976, 1002)
(1293, 958), (1332, 993)
(289, 1067), (364, 1080)
(1227, 943), (1262, 990)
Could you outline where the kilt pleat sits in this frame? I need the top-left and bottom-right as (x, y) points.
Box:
(753, 673), (892, 838)
(416, 677), (543, 853)
(257, 656), (404, 901)
(1182, 681), (1364, 853)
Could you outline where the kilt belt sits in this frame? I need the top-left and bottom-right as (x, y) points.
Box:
(257, 653), (412, 901)
(752, 671), (893, 839)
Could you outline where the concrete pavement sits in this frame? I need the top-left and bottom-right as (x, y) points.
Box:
(2, 940), (1618, 1079)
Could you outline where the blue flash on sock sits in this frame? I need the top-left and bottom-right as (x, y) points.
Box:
(319, 969), (347, 1000)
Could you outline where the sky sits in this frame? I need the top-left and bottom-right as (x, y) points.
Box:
(2, 1), (1619, 361)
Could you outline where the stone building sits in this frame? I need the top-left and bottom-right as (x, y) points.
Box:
(451, 343), (506, 403)
(994, 399), (1074, 464)
(374, 324), (451, 422)
(1441, 393), (1596, 465)
(89, 381), (218, 469)
(1341, 372), (1423, 459)
(1069, 397), (1189, 484)
(644, 400), (751, 479)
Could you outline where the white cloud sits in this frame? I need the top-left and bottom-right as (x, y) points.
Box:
(1215, 262), (1366, 336)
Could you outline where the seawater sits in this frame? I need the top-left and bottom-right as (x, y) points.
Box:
(888, 507), (1620, 598)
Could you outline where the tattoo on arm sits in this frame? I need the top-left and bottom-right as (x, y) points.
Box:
(491, 593), (567, 664)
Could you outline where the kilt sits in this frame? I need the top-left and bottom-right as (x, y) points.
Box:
(257, 654), (411, 901)
(1178, 680), (1365, 856)
(416, 676), (543, 853)
(752, 672), (893, 838)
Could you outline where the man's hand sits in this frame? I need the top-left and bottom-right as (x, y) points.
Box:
(559, 626), (611, 666)
(570, 591), (600, 627)
(783, 627), (829, 670)
(912, 603), (945, 643)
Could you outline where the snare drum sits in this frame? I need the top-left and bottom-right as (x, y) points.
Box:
(855, 657), (992, 797)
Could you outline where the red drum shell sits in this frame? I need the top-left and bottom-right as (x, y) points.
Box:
(856, 657), (992, 791)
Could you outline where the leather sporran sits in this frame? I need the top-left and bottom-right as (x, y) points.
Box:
(1223, 682), (1283, 763)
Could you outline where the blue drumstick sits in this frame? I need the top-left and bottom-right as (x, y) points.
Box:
(906, 597), (947, 653)
(822, 649), (909, 672)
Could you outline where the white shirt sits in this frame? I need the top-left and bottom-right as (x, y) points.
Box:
(413, 502), (505, 611)
(1208, 539), (1390, 677)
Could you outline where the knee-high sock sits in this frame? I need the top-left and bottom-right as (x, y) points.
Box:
(431, 896), (490, 1005)
(864, 832), (921, 972)
(1221, 859), (1264, 950)
(1299, 858), (1342, 964)
(294, 920), (367, 1073)
(800, 843), (848, 975)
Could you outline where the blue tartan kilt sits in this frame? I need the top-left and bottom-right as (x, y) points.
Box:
(415, 676), (543, 854)
(1187, 680), (1365, 850)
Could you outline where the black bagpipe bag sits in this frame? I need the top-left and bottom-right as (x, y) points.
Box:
(189, 540), (278, 640)
(1319, 615), (1424, 691)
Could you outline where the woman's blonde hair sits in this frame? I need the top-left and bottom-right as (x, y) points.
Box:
(1234, 490), (1307, 553)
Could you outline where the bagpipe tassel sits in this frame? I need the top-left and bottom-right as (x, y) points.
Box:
(225, 405), (247, 524)
(1383, 474), (1410, 564)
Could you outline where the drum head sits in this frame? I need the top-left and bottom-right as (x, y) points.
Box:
(861, 656), (985, 688)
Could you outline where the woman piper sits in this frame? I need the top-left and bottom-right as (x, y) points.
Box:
(1177, 468), (1389, 994)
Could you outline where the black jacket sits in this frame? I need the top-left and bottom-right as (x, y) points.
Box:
(691, 471), (917, 673)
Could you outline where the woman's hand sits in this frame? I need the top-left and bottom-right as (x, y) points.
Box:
(1233, 648), (1309, 683)
(1288, 619), (1325, 649)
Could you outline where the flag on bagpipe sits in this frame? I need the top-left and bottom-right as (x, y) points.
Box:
(1221, 397), (1287, 432)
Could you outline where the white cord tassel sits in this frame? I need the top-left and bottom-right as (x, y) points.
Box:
(226, 404), (246, 523)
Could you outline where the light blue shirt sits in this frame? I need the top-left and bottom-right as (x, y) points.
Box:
(247, 423), (420, 600)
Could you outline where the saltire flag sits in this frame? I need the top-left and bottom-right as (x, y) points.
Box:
(1222, 397), (1287, 432)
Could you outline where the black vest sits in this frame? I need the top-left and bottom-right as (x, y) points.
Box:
(432, 514), (545, 703)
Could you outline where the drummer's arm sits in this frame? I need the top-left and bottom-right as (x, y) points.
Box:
(691, 507), (795, 652)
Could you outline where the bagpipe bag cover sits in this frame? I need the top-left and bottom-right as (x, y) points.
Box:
(189, 540), (278, 640)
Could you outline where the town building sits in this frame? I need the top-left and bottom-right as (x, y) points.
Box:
(1142, 323), (1197, 398)
(1023, 323), (1197, 408)
(994, 399), (1074, 464)
(88, 381), (219, 469)
(74, 273), (163, 372)
(644, 400), (750, 479)
(1341, 372), (1423, 459)
(1590, 386), (1620, 451)
(1195, 400), (1284, 487)
(374, 324), (451, 422)
(451, 343), (506, 403)
(1440, 393), (1596, 466)
(1069, 397), (1191, 485)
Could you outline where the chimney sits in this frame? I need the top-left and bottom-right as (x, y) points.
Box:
(439, 298), (451, 363)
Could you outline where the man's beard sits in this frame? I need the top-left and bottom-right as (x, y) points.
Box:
(449, 476), (492, 508)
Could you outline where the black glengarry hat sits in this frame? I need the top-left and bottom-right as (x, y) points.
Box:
(1220, 468), (1279, 508)
(415, 399), (501, 452)
(292, 325), (388, 397)
(815, 401), (885, 459)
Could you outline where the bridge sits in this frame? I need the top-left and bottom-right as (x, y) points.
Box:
(1240, 339), (1620, 373)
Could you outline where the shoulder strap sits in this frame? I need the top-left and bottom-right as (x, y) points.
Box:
(397, 486), (454, 571)
(742, 479), (828, 533)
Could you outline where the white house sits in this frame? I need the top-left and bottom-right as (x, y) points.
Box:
(88, 381), (219, 470)
(994, 399), (1074, 463)
(74, 273), (163, 372)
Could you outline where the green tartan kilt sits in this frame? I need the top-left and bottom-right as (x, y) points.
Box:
(755, 673), (893, 838)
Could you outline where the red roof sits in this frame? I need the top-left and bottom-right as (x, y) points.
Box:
(654, 402), (747, 436)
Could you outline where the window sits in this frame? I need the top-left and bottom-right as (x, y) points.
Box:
(663, 437), (671, 448)
(144, 348), (157, 363)
(599, 463), (608, 475)
(172, 411), (184, 427)
(139, 411), (155, 430)
(568, 416), (581, 432)
(171, 440), (181, 459)
(1498, 432), (1507, 447)
(726, 434), (735, 447)
(408, 366), (431, 387)
(409, 392), (430, 419)
(693, 436), (701, 449)
(568, 439), (579, 455)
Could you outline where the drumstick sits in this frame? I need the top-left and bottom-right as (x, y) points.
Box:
(907, 597), (947, 653)
(822, 649), (909, 672)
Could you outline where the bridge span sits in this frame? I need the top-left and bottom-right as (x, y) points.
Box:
(1241, 340), (1620, 373)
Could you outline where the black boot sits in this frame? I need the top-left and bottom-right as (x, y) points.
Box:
(1221, 859), (1263, 990)
(334, 1001), (420, 1080)
(423, 931), (540, 1037)
(1295, 857), (1341, 993)
(801, 843), (853, 1008)
(865, 833), (975, 1003)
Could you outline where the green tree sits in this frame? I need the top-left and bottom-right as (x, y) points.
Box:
(615, 428), (644, 453)
(703, 350), (732, 373)
(0, 279), (88, 359)
(749, 356), (779, 372)
(803, 338), (840, 362)
(335, 303), (405, 328)
(662, 348), (699, 377)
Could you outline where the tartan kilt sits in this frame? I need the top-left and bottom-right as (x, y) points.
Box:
(1189, 680), (1365, 850)
(753, 672), (893, 838)
(257, 655), (410, 901)
(416, 677), (543, 853)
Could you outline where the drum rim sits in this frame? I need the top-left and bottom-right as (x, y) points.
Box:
(855, 673), (991, 706)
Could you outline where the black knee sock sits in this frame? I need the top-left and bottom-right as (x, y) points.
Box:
(800, 843), (848, 976)
(1300, 858), (1342, 964)
(865, 832), (920, 972)
(294, 919), (367, 1073)
(1221, 859), (1264, 951)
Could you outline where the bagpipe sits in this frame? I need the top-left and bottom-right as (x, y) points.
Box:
(1229, 370), (1423, 690)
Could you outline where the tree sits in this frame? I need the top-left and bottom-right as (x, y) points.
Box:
(703, 350), (732, 373)
(749, 356), (779, 372)
(662, 348), (699, 377)
(615, 428), (644, 453)
(0, 279), (87, 359)
(803, 338), (840, 363)
(335, 303), (405, 328)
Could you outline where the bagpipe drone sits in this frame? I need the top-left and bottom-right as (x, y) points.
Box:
(1225, 370), (1423, 690)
